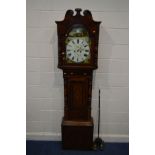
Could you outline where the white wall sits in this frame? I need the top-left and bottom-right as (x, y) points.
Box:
(26, 0), (129, 142)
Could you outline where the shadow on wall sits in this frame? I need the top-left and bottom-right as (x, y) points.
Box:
(92, 24), (114, 89)
(51, 26), (58, 73)
(92, 24), (114, 135)
(50, 26), (64, 88)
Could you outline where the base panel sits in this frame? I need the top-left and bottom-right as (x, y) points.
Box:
(61, 118), (94, 150)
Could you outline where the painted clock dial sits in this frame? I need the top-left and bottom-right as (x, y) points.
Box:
(66, 38), (90, 63)
(65, 26), (91, 64)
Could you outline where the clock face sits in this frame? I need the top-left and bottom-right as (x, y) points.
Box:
(66, 37), (90, 63)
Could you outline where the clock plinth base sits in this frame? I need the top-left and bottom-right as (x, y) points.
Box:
(61, 118), (94, 150)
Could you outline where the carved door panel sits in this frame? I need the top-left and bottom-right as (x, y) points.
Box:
(66, 76), (90, 120)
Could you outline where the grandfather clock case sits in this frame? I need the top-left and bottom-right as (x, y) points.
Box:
(55, 8), (101, 149)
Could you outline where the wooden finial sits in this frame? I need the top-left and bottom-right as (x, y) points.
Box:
(75, 8), (82, 15)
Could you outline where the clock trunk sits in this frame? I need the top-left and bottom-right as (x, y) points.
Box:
(62, 70), (93, 149)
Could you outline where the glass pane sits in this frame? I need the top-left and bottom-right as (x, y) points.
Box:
(65, 26), (91, 64)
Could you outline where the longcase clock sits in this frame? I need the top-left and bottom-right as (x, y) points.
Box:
(55, 8), (101, 149)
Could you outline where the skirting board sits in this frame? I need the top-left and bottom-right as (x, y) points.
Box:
(26, 132), (129, 142)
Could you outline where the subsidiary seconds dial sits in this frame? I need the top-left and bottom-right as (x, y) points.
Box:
(66, 38), (90, 63)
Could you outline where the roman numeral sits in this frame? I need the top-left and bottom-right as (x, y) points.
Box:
(72, 40), (75, 44)
(67, 53), (71, 57)
(77, 39), (79, 44)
